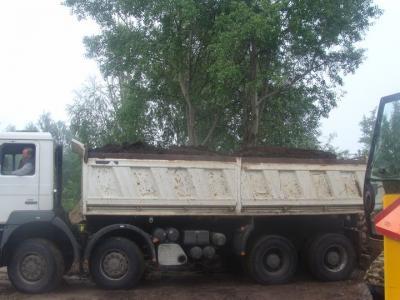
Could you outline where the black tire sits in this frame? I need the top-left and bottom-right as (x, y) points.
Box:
(246, 235), (298, 284)
(307, 233), (356, 281)
(8, 238), (64, 293)
(90, 237), (145, 289)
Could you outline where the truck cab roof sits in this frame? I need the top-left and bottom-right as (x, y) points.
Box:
(0, 132), (53, 141)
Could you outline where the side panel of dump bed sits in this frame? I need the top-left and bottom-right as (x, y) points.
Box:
(82, 158), (239, 215)
(240, 160), (365, 215)
(82, 156), (366, 216)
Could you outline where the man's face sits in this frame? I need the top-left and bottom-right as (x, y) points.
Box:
(22, 149), (31, 159)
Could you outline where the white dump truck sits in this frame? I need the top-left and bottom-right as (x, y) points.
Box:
(0, 132), (366, 293)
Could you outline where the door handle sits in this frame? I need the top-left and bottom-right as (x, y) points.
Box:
(25, 199), (38, 205)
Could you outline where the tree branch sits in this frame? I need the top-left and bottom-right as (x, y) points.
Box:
(178, 73), (191, 106)
(257, 55), (322, 105)
(201, 114), (218, 146)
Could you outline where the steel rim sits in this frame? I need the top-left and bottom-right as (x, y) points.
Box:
(323, 245), (348, 272)
(19, 253), (47, 282)
(100, 250), (129, 280)
(262, 248), (284, 273)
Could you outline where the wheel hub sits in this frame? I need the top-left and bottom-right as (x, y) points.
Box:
(20, 254), (46, 282)
(324, 246), (347, 272)
(326, 250), (340, 266)
(101, 251), (128, 279)
(266, 253), (281, 270)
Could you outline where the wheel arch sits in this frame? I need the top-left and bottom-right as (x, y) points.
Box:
(233, 222), (255, 256)
(84, 224), (156, 263)
(1, 218), (80, 272)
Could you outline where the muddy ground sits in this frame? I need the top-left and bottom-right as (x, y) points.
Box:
(0, 268), (372, 300)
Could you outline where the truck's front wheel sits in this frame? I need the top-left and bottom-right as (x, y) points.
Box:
(8, 238), (64, 293)
(90, 237), (145, 289)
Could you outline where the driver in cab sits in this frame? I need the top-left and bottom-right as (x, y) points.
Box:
(12, 148), (35, 176)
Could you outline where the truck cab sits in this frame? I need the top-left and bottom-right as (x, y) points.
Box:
(0, 132), (54, 221)
(0, 132), (79, 293)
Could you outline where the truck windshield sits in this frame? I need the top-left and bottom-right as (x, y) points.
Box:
(371, 98), (400, 181)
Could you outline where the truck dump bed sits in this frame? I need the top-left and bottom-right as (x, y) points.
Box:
(73, 141), (366, 217)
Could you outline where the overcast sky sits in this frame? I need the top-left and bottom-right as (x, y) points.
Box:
(0, 1), (99, 128)
(0, 0), (398, 153)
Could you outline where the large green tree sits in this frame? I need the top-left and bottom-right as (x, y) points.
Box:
(68, 77), (118, 147)
(65, 0), (380, 149)
(209, 0), (380, 146)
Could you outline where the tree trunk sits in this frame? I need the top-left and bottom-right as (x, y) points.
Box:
(243, 40), (260, 147)
(201, 114), (218, 146)
(179, 72), (198, 146)
(244, 101), (260, 147)
(186, 101), (198, 146)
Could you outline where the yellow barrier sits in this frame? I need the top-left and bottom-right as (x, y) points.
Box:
(383, 194), (400, 300)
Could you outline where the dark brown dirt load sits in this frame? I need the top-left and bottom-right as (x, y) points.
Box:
(89, 142), (337, 159)
(90, 141), (160, 154)
(90, 142), (221, 156)
(235, 146), (336, 159)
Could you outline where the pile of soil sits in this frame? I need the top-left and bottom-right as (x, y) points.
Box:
(90, 141), (160, 154)
(90, 142), (220, 156)
(89, 141), (336, 160)
(234, 146), (337, 159)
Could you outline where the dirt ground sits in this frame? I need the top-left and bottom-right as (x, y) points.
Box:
(0, 268), (372, 300)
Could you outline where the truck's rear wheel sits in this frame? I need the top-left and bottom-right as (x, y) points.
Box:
(90, 237), (145, 289)
(307, 233), (355, 281)
(246, 235), (297, 284)
(8, 238), (64, 293)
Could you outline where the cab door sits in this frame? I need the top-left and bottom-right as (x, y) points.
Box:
(364, 92), (400, 237)
(0, 141), (39, 223)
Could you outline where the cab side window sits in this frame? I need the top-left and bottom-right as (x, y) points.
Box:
(0, 144), (36, 176)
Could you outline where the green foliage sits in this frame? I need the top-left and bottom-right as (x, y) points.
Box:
(68, 78), (122, 147)
(321, 133), (352, 159)
(24, 122), (39, 132)
(34, 113), (81, 211)
(359, 107), (376, 155)
(61, 149), (81, 211)
(37, 112), (72, 146)
(65, 0), (380, 150)
(208, 0), (380, 146)
(19, 113), (81, 211)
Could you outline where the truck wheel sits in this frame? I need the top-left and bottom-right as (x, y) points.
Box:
(246, 235), (297, 284)
(8, 238), (64, 293)
(90, 237), (145, 289)
(307, 233), (355, 281)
